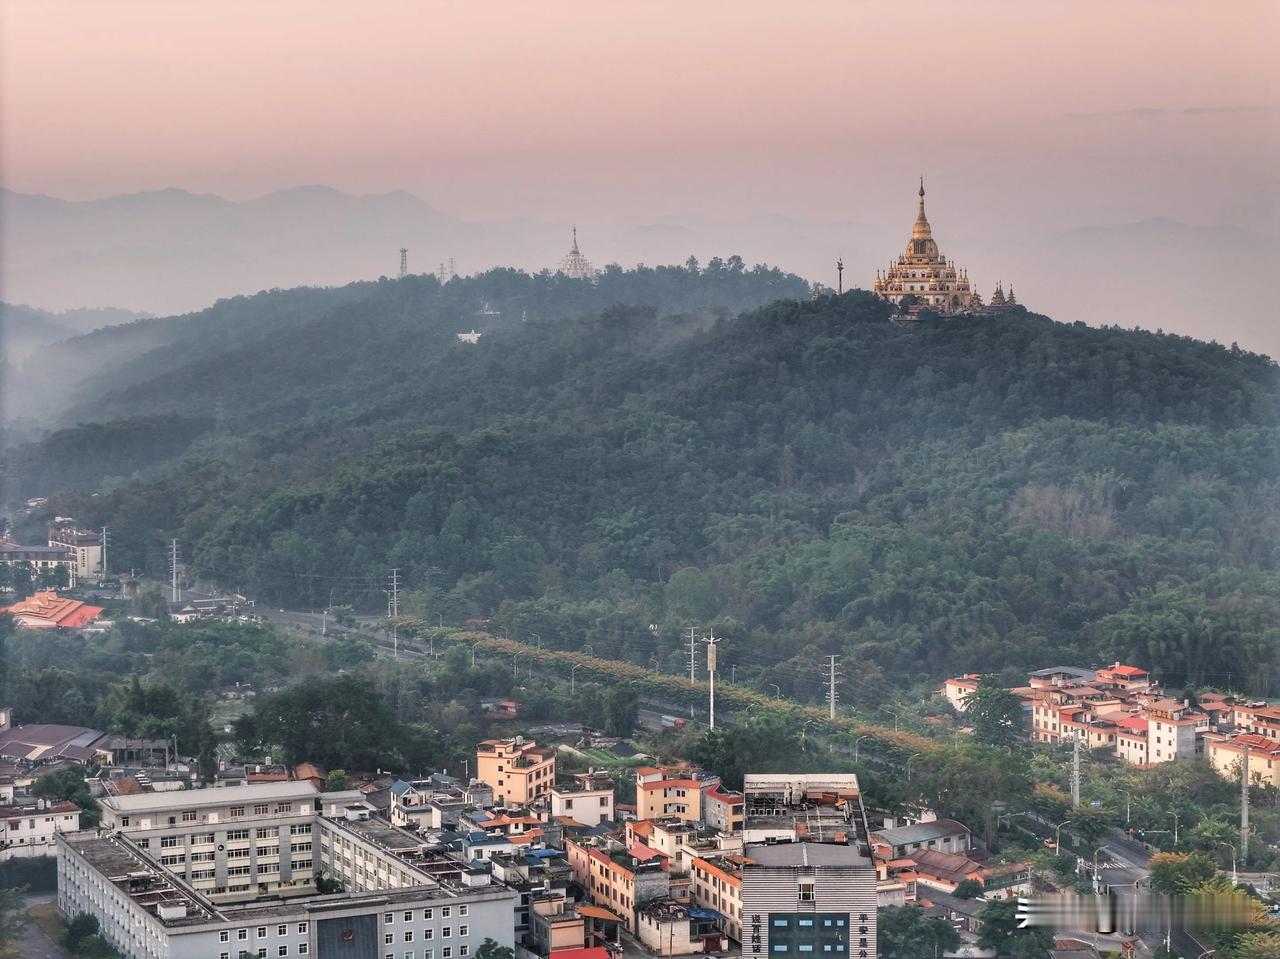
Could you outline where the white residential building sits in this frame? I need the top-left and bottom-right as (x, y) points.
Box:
(0, 799), (81, 860)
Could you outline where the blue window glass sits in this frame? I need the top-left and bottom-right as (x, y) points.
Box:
(773, 920), (789, 928)
(799, 947), (814, 953)
(799, 920), (814, 927)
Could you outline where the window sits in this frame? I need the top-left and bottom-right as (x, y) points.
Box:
(405, 931), (414, 942)
(258, 950), (268, 959)
(385, 933), (395, 945)
(385, 913), (394, 924)
(221, 954), (230, 959)
(460, 947), (469, 957)
(240, 930), (250, 941)
(231, 806), (245, 818)
(221, 931), (231, 943)
(258, 828), (276, 839)
(442, 927), (452, 939)
(279, 948), (289, 957)
(183, 810), (198, 822)
(256, 804), (271, 815)
(423, 909), (433, 921)
(161, 836), (180, 848)
(257, 926), (268, 938)
(799, 881), (815, 902)
(277, 803), (293, 813)
(121, 816), (130, 827)
(299, 923), (308, 934)
(441, 907), (451, 919)
(279, 925), (288, 936)
(458, 906), (467, 917)
(405, 911), (414, 922)
(424, 929), (433, 941)
(443, 949), (452, 959)
(299, 946), (308, 956)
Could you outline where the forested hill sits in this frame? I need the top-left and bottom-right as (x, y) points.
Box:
(21, 281), (1280, 701)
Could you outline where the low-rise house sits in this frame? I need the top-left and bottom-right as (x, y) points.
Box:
(941, 674), (980, 712)
(477, 736), (557, 806)
(908, 849), (1030, 899)
(566, 836), (671, 935)
(0, 798), (81, 860)
(702, 784), (744, 835)
(628, 818), (742, 877)
(871, 819), (970, 859)
(1203, 732), (1280, 786)
(690, 854), (749, 943)
(1233, 702), (1280, 741)
(637, 773), (720, 824)
(637, 899), (729, 956)
(551, 771), (615, 827)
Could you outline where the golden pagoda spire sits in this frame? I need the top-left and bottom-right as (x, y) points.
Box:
(913, 176), (932, 240)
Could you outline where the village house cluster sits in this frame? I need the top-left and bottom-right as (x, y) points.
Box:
(942, 664), (1280, 784)
(0, 693), (1057, 959)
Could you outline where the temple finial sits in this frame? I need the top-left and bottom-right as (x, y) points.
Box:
(919, 176), (925, 198)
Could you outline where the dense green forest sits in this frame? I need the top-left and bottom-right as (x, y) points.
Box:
(10, 265), (1280, 699)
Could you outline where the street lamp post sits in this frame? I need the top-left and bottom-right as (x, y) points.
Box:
(1092, 845), (1111, 892)
(768, 684), (781, 698)
(1171, 811), (1180, 845)
(884, 707), (900, 732)
(905, 753), (924, 780)
(1055, 819), (1072, 857)
(854, 735), (871, 763)
(1220, 842), (1238, 886)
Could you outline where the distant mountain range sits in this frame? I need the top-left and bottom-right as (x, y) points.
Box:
(2, 186), (1275, 357)
(1, 302), (151, 366)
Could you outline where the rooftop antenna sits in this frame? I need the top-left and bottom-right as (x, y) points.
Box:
(399, 248), (408, 279)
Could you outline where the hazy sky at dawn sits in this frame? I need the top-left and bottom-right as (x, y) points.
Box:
(5, 0), (1276, 220)
(3, 0), (1279, 351)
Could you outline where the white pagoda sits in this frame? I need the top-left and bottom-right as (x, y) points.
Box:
(556, 227), (596, 280)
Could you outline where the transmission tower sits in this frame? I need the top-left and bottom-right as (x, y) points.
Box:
(399, 248), (408, 279)
(169, 539), (181, 604)
(100, 527), (109, 577)
(388, 568), (401, 658)
(823, 655), (841, 720)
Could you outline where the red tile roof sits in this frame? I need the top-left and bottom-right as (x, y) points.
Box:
(1, 592), (103, 629)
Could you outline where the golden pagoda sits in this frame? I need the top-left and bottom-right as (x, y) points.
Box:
(873, 179), (980, 313)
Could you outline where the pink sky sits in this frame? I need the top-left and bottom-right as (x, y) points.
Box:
(3, 0), (1275, 225)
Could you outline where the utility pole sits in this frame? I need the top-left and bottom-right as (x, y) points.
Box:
(686, 627), (700, 719)
(1071, 736), (1081, 808)
(705, 631), (719, 730)
(100, 526), (109, 577)
(823, 655), (840, 720)
(1241, 742), (1250, 866)
(388, 568), (401, 658)
(169, 539), (180, 604)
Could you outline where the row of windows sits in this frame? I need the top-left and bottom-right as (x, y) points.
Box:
(383, 945), (467, 958)
(219, 923), (309, 942)
(219, 948), (308, 959)
(385, 906), (467, 921)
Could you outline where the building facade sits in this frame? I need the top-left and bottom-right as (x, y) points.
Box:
(48, 525), (104, 581)
(58, 781), (518, 959)
(0, 799), (80, 860)
(476, 738), (556, 807)
(739, 841), (877, 959)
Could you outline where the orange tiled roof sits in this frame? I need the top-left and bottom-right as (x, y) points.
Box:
(0, 591), (103, 629)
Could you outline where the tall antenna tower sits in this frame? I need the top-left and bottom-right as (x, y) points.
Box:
(399, 248), (408, 279)
(169, 539), (181, 604)
(837, 258), (844, 295)
(824, 655), (841, 719)
(100, 527), (109, 577)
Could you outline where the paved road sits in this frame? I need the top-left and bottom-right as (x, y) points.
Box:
(16, 892), (73, 959)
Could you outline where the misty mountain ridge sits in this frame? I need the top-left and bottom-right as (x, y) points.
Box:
(3, 184), (1275, 357)
(10, 278), (1276, 695)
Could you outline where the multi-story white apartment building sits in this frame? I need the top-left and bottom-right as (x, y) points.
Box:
(59, 781), (518, 959)
(549, 771), (614, 827)
(0, 798), (80, 860)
